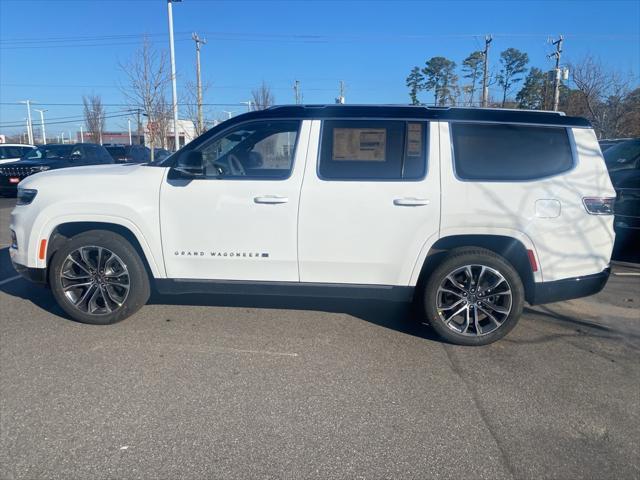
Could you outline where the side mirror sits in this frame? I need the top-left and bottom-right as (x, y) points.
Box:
(174, 150), (204, 176)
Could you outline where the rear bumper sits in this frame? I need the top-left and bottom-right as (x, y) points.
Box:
(529, 268), (610, 305)
(11, 260), (47, 284)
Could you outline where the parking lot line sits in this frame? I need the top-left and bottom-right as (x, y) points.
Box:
(0, 275), (21, 286)
(613, 272), (640, 276)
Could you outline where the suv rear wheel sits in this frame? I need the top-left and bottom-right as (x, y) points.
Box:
(423, 248), (524, 346)
(49, 230), (150, 325)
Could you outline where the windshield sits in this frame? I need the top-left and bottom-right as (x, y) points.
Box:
(604, 140), (640, 173)
(25, 145), (74, 160)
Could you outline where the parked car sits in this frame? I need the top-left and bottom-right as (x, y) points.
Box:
(604, 138), (640, 233)
(0, 143), (113, 196)
(153, 148), (172, 162)
(0, 144), (36, 165)
(10, 105), (616, 346)
(104, 144), (151, 163)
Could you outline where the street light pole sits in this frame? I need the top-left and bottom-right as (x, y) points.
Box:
(20, 100), (34, 144)
(79, 125), (84, 143)
(128, 119), (132, 145)
(34, 109), (47, 144)
(167, 0), (180, 151)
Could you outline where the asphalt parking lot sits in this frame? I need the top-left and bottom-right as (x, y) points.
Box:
(0, 197), (639, 480)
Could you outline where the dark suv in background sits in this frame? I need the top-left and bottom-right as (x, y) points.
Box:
(0, 143), (113, 196)
(604, 138), (640, 261)
(105, 144), (151, 163)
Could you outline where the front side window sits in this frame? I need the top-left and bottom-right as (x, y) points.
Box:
(451, 123), (574, 181)
(319, 120), (427, 180)
(198, 120), (300, 179)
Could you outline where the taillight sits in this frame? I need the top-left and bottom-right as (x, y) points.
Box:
(582, 197), (615, 215)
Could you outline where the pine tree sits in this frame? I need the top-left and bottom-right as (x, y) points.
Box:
(406, 67), (424, 105)
(462, 51), (484, 106)
(422, 57), (458, 106)
(497, 48), (529, 106)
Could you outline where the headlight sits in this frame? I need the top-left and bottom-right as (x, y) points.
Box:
(32, 166), (50, 172)
(16, 188), (38, 206)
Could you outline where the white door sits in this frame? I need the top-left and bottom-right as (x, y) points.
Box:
(298, 119), (440, 286)
(160, 119), (310, 281)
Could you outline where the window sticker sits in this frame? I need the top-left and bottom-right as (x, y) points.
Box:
(333, 128), (387, 161)
(407, 123), (423, 157)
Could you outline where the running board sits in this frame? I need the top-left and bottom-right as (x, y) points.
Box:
(154, 279), (414, 302)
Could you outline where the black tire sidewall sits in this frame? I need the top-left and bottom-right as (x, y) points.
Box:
(424, 249), (525, 346)
(49, 230), (150, 325)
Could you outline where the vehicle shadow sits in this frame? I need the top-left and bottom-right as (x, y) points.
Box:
(0, 247), (439, 342)
(1, 246), (632, 347)
(148, 288), (441, 340)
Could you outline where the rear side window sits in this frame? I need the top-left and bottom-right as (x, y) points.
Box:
(319, 120), (427, 180)
(451, 123), (574, 181)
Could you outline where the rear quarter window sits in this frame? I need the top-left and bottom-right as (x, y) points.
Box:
(451, 123), (574, 181)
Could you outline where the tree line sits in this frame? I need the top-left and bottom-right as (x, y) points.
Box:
(406, 48), (639, 139)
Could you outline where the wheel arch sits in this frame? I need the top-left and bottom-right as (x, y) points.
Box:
(414, 234), (537, 304)
(44, 221), (161, 281)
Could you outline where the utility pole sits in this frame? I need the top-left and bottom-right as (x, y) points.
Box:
(79, 125), (84, 143)
(20, 100), (34, 144)
(136, 109), (142, 145)
(481, 35), (492, 108)
(128, 119), (132, 145)
(335, 80), (345, 104)
(293, 80), (301, 104)
(34, 109), (47, 144)
(191, 32), (207, 134)
(549, 35), (564, 111)
(167, 0), (180, 151)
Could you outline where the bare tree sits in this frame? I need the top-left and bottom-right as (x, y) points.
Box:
(570, 55), (631, 138)
(119, 37), (171, 160)
(82, 94), (106, 144)
(251, 81), (275, 110)
(153, 95), (173, 150)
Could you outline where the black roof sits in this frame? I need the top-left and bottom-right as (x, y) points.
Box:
(227, 105), (591, 128)
(169, 104), (592, 159)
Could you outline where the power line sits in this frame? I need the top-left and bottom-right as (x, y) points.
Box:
(0, 102), (253, 107)
(1, 30), (637, 49)
(0, 111), (138, 128)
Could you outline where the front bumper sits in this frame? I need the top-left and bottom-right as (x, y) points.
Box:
(529, 268), (610, 305)
(0, 185), (18, 196)
(11, 260), (47, 284)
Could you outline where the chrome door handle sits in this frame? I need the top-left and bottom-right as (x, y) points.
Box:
(254, 195), (289, 204)
(393, 198), (430, 207)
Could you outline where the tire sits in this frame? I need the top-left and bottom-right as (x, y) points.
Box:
(423, 247), (524, 346)
(49, 230), (150, 325)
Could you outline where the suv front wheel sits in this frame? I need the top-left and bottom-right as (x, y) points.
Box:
(49, 230), (150, 325)
(423, 248), (524, 346)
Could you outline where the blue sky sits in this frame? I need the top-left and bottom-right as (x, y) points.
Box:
(1, 0), (639, 137)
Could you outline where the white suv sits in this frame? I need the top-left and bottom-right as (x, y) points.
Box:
(9, 106), (616, 345)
